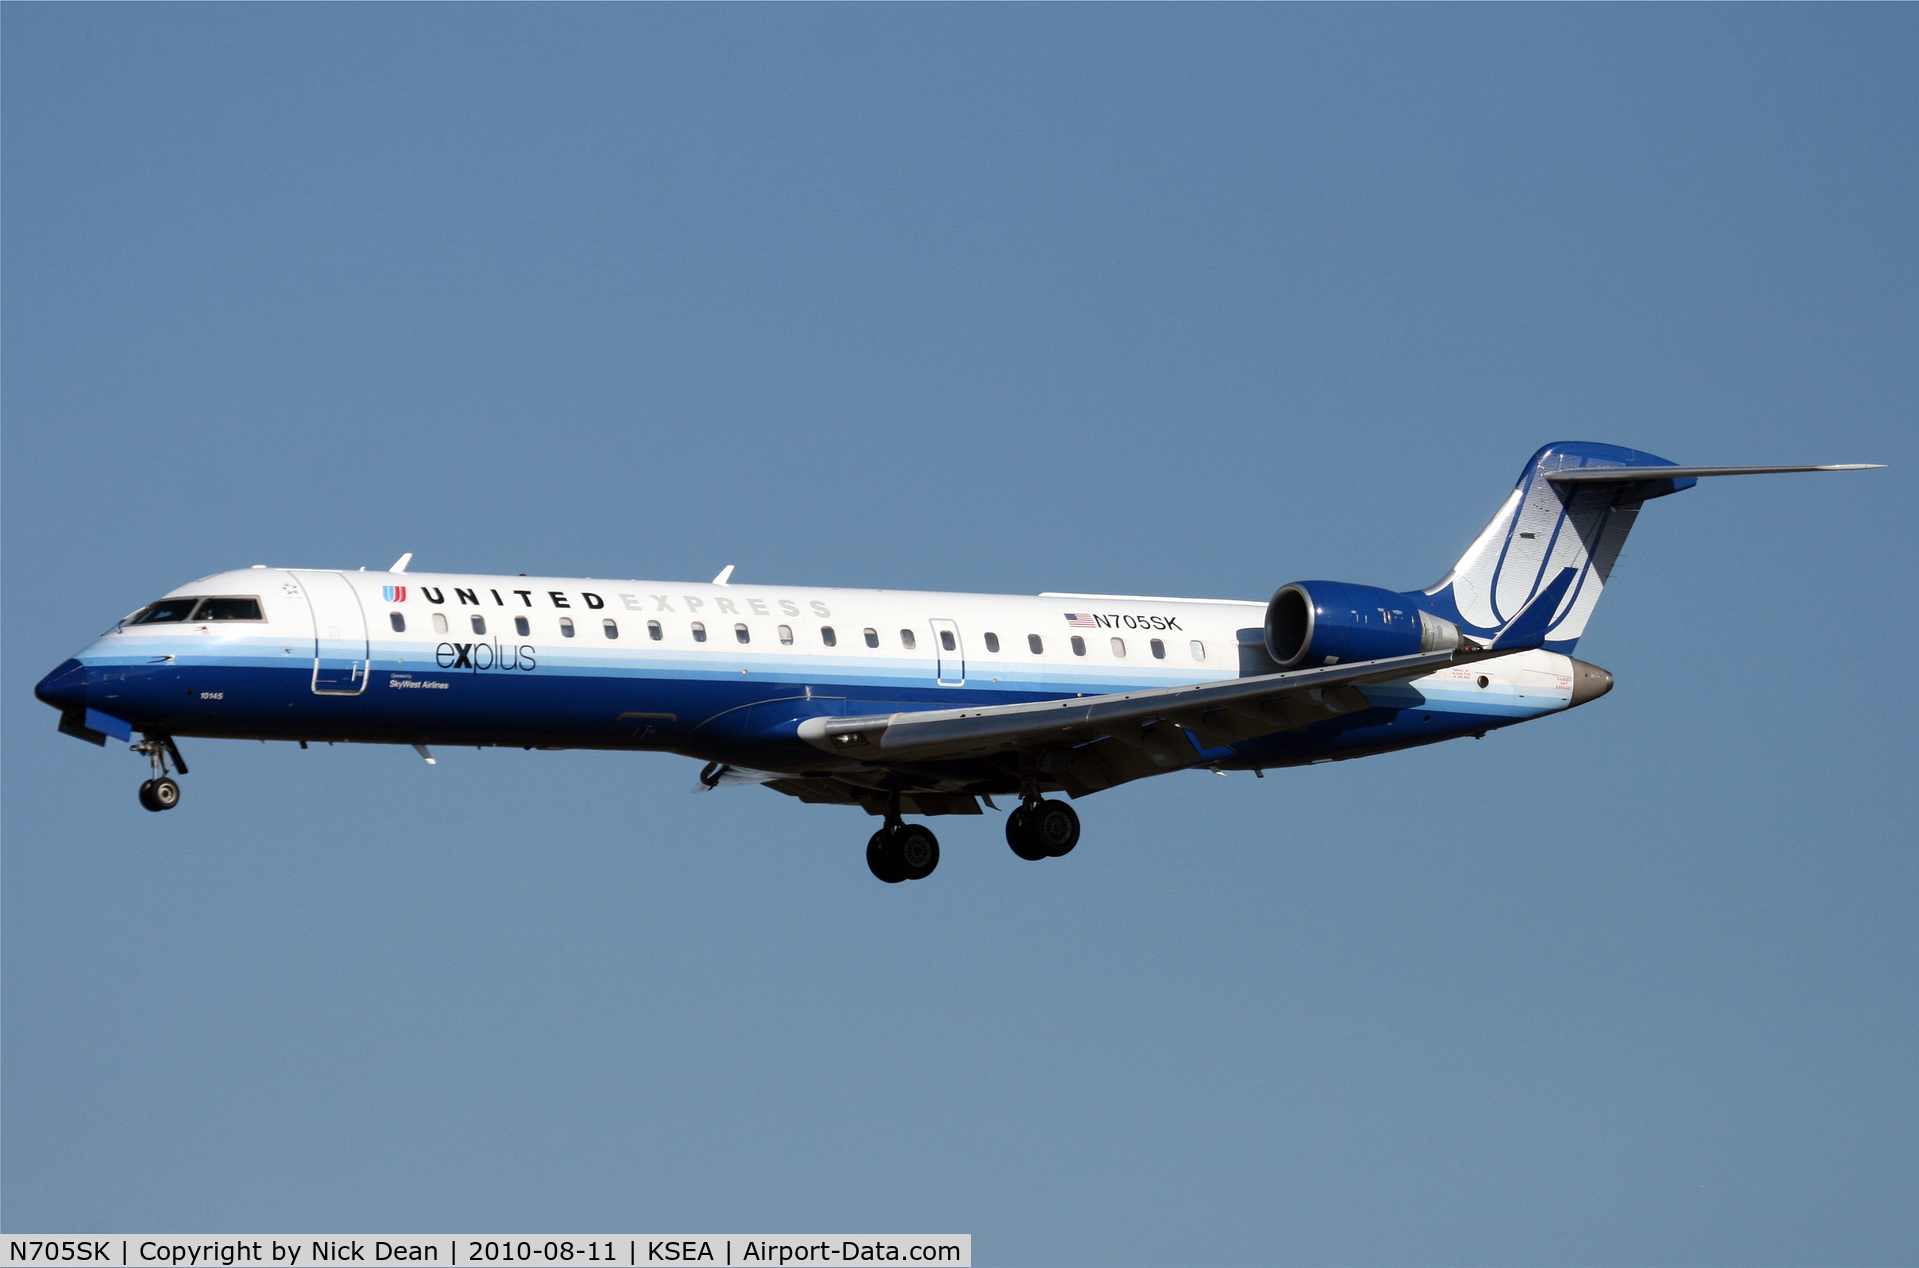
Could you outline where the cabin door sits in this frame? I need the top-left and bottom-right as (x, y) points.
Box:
(293, 571), (371, 695)
(929, 618), (965, 686)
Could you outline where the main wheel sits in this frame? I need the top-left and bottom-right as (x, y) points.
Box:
(145, 776), (180, 812)
(866, 829), (907, 883)
(896, 824), (940, 880)
(1005, 805), (1049, 861)
(1033, 799), (1079, 856)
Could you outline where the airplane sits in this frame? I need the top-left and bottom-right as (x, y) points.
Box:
(34, 442), (1882, 882)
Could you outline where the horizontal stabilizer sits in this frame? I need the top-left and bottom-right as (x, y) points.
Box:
(1547, 463), (1883, 484)
(1489, 568), (1577, 651)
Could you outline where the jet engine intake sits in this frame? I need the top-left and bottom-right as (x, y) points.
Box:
(1265, 581), (1461, 669)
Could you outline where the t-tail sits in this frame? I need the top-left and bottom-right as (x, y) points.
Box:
(1414, 441), (1884, 652)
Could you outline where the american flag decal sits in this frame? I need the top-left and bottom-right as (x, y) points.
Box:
(1065, 613), (1098, 627)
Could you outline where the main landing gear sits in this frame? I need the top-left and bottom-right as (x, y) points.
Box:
(867, 820), (940, 883)
(1005, 798), (1079, 861)
(860, 796), (1080, 881)
(133, 735), (186, 812)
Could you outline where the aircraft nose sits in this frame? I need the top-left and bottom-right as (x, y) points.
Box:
(35, 658), (89, 710)
(1567, 658), (1614, 707)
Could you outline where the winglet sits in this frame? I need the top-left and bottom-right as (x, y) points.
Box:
(391, 553), (413, 573)
(1489, 567), (1577, 650)
(712, 565), (735, 585)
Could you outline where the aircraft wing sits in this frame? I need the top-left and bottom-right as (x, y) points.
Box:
(797, 644), (1516, 768)
(741, 576), (1563, 810)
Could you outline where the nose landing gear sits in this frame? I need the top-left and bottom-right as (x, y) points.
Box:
(138, 777), (180, 812)
(132, 735), (186, 812)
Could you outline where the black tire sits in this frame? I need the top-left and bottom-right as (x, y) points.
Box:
(1005, 805), (1049, 861)
(138, 779), (159, 812)
(1034, 799), (1079, 856)
(866, 829), (906, 883)
(897, 824), (940, 880)
(148, 771), (182, 809)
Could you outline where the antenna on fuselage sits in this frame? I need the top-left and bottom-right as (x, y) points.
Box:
(712, 564), (735, 585)
(391, 553), (413, 573)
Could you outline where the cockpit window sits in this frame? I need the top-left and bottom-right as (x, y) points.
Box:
(130, 596), (264, 624)
(198, 597), (263, 621)
(129, 598), (201, 625)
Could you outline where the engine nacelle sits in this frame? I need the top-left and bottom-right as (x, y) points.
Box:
(1265, 580), (1462, 669)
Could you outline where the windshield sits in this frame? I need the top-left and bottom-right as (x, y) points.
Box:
(123, 595), (264, 626)
(128, 598), (201, 625)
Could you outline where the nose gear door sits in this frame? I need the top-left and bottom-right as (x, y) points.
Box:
(292, 571), (371, 695)
(929, 618), (964, 686)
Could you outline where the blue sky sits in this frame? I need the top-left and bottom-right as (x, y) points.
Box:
(3, 6), (1914, 1263)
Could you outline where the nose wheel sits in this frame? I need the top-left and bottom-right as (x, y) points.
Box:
(139, 777), (180, 812)
(866, 822), (939, 882)
(1006, 798), (1078, 860)
(132, 735), (186, 812)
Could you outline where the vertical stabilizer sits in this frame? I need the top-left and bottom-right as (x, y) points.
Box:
(1419, 442), (1692, 651)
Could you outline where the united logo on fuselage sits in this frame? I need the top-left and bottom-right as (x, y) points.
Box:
(383, 585), (407, 602)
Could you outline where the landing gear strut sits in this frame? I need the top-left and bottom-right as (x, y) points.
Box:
(1006, 798), (1078, 860)
(133, 734), (185, 812)
(866, 819), (939, 883)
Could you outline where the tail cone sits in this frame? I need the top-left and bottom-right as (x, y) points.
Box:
(1568, 659), (1614, 707)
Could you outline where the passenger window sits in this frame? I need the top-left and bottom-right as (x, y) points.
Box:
(604, 619), (619, 639)
(778, 624), (794, 645)
(433, 613), (449, 635)
(864, 628), (879, 648)
(822, 626), (837, 647)
(900, 629), (916, 650)
(735, 623), (750, 644)
(647, 620), (663, 641)
(130, 598), (200, 624)
(1111, 637), (1126, 657)
(560, 617), (575, 638)
(515, 616), (530, 637)
(1190, 640), (1205, 661)
(471, 615), (487, 635)
(984, 632), (1000, 653)
(1150, 638), (1165, 659)
(200, 597), (263, 620)
(1071, 636), (1086, 656)
(1028, 634), (1043, 654)
(692, 621), (707, 642)
(390, 613), (406, 633)
(940, 630), (956, 651)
